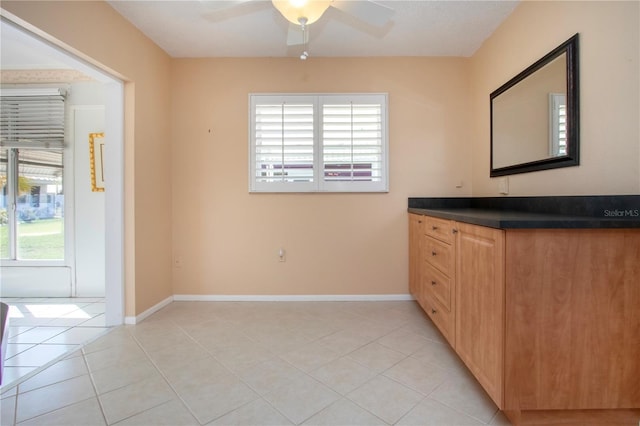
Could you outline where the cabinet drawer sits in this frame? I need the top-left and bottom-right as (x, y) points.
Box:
(424, 216), (453, 244)
(410, 214), (426, 229)
(423, 236), (453, 275)
(423, 262), (451, 310)
(423, 293), (454, 346)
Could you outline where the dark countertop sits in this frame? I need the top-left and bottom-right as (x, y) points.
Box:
(408, 196), (640, 229)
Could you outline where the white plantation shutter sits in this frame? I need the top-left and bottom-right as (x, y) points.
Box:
(549, 93), (567, 156)
(249, 93), (388, 193)
(557, 103), (567, 155)
(321, 95), (385, 192)
(251, 96), (316, 192)
(0, 88), (66, 149)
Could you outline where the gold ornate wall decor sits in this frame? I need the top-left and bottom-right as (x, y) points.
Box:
(89, 132), (105, 192)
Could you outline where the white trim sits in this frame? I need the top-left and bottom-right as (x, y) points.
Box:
(124, 294), (415, 324)
(104, 81), (124, 326)
(173, 294), (413, 302)
(124, 295), (173, 325)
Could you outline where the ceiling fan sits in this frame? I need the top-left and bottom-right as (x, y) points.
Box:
(201, 0), (395, 59)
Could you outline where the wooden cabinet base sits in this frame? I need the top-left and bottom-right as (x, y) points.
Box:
(504, 229), (640, 412)
(503, 408), (640, 425)
(409, 214), (640, 425)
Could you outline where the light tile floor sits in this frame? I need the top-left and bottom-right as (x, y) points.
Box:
(1, 298), (109, 387)
(0, 301), (512, 425)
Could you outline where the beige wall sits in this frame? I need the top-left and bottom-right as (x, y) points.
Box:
(1, 1), (174, 315)
(471, 1), (640, 196)
(4, 0), (637, 305)
(171, 58), (472, 295)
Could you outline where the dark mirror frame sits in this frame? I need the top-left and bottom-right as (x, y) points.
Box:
(490, 33), (580, 177)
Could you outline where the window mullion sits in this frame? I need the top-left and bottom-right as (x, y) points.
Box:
(314, 98), (322, 191)
(280, 103), (285, 184)
(8, 149), (18, 260)
(350, 102), (354, 181)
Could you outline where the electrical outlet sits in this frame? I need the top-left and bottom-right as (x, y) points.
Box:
(498, 177), (509, 195)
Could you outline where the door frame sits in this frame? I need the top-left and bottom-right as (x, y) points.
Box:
(1, 16), (126, 326)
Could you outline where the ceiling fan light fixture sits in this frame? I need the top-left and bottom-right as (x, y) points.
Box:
(271, 0), (332, 25)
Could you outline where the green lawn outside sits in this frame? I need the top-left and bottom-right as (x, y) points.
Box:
(0, 217), (64, 260)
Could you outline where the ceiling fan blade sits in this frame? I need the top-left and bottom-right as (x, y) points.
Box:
(330, 0), (394, 27)
(286, 23), (308, 46)
(201, 0), (270, 22)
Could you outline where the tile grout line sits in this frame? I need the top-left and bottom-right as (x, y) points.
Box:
(1, 298), (108, 387)
(13, 378), (98, 424)
(9, 388), (18, 426)
(126, 322), (208, 425)
(81, 347), (110, 426)
(242, 316), (413, 425)
(175, 319), (293, 425)
(173, 311), (391, 425)
(35, 301), (504, 426)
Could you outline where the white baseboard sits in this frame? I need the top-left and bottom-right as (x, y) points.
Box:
(124, 294), (413, 323)
(173, 294), (413, 302)
(124, 295), (173, 324)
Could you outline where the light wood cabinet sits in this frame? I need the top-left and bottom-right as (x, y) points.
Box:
(408, 214), (423, 300)
(455, 222), (504, 407)
(408, 213), (640, 425)
(422, 216), (456, 346)
(503, 229), (640, 420)
(409, 213), (456, 346)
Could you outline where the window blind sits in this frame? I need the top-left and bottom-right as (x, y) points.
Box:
(0, 88), (66, 149)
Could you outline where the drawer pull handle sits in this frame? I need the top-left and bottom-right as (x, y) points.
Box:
(452, 229), (458, 234)
(431, 251), (437, 256)
(431, 309), (437, 314)
(418, 220), (422, 224)
(432, 226), (438, 230)
(431, 280), (436, 286)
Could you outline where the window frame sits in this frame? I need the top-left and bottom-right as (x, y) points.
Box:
(0, 87), (68, 266)
(249, 93), (389, 193)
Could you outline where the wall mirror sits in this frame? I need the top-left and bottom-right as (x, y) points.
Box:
(490, 34), (579, 177)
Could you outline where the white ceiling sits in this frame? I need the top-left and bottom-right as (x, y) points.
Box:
(0, 0), (519, 74)
(107, 0), (520, 58)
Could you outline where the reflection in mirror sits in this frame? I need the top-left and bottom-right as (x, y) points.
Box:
(490, 34), (579, 177)
(492, 55), (566, 168)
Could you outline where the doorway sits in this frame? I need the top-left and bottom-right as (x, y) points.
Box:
(0, 18), (124, 327)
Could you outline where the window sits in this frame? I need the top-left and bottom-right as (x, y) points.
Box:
(249, 94), (388, 192)
(549, 93), (567, 156)
(0, 88), (66, 261)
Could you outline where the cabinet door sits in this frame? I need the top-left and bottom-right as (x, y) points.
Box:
(408, 214), (424, 299)
(455, 222), (505, 408)
(504, 229), (640, 411)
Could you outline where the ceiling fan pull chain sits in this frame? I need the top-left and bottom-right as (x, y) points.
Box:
(299, 17), (309, 60)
